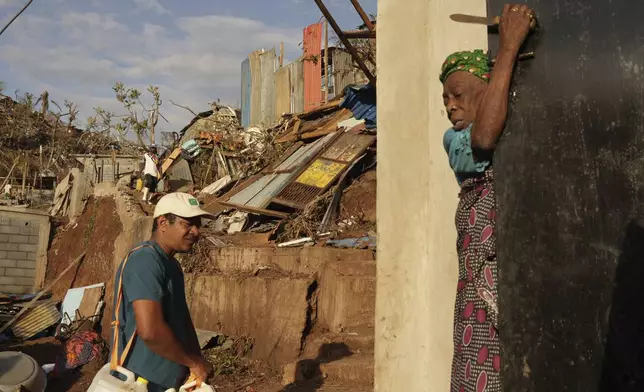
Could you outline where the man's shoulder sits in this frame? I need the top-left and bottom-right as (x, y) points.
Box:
(123, 242), (164, 270)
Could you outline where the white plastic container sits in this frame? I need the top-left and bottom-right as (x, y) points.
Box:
(165, 380), (215, 392)
(87, 363), (146, 392)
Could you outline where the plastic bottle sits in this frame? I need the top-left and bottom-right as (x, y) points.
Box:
(135, 377), (149, 392)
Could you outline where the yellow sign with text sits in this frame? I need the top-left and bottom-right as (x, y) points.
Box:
(296, 160), (346, 188)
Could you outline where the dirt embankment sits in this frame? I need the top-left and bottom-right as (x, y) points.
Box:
(337, 170), (376, 238)
(45, 196), (122, 335)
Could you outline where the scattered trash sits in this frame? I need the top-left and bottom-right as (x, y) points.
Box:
(205, 236), (229, 248)
(42, 363), (55, 375)
(326, 236), (377, 249)
(337, 117), (365, 129)
(277, 237), (315, 248)
(201, 175), (232, 195)
(227, 211), (249, 234)
(195, 329), (222, 349)
(60, 283), (105, 327)
(252, 265), (271, 276)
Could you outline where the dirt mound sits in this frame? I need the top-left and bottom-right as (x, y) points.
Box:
(46, 196), (122, 335)
(335, 170), (376, 239)
(340, 170), (376, 223)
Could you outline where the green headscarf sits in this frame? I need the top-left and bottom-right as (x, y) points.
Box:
(440, 49), (491, 84)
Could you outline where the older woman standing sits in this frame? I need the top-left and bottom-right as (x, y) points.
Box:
(441, 4), (534, 392)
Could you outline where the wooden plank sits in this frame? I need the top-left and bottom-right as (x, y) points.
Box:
(33, 216), (51, 291)
(160, 148), (182, 176)
(217, 201), (289, 219)
(276, 109), (352, 143)
(321, 133), (361, 160)
(77, 286), (104, 320)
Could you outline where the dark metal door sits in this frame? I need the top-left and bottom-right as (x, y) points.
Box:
(486, 0), (644, 390)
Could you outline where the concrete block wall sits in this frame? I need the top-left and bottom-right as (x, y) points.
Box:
(0, 208), (50, 294)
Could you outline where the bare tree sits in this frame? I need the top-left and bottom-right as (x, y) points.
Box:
(88, 82), (167, 147)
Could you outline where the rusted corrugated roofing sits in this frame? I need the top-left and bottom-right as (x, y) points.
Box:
(12, 300), (60, 339)
(303, 23), (323, 112)
(223, 133), (337, 215)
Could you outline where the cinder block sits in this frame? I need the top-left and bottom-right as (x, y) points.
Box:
(29, 236), (39, 245)
(0, 276), (34, 286)
(11, 219), (28, 227)
(7, 251), (27, 260)
(0, 250), (6, 259)
(0, 260), (16, 268)
(18, 244), (37, 253)
(23, 269), (35, 277)
(5, 268), (28, 277)
(0, 234), (8, 243)
(27, 252), (37, 260)
(9, 235), (27, 244)
(17, 260), (36, 269)
(19, 226), (35, 235)
(3, 285), (31, 294)
(0, 243), (19, 251)
(0, 216), (10, 225)
(0, 226), (19, 234)
(0, 267), (4, 276)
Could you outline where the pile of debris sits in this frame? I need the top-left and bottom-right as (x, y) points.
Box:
(166, 102), (293, 190)
(0, 93), (139, 210)
(150, 84), (378, 256)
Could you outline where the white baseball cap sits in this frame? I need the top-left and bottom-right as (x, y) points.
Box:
(153, 192), (217, 220)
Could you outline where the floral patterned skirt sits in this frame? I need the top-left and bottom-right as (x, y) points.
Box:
(451, 169), (502, 392)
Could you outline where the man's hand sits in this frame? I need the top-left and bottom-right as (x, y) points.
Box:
(188, 355), (213, 383)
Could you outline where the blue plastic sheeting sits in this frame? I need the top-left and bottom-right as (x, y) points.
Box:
(325, 236), (377, 249)
(241, 58), (251, 128)
(340, 83), (377, 129)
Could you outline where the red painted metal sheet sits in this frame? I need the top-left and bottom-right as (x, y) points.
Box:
(303, 23), (323, 112)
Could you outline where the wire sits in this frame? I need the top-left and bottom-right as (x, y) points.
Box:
(0, 0), (35, 37)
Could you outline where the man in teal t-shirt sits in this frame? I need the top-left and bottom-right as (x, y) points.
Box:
(111, 192), (215, 391)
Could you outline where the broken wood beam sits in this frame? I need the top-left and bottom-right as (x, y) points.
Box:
(0, 157), (20, 195)
(343, 29), (376, 39)
(313, 0), (376, 85)
(349, 0), (375, 32)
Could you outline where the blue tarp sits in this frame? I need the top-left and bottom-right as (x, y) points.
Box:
(340, 83), (377, 129)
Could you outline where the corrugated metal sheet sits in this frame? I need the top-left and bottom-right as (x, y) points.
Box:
(249, 50), (262, 126)
(289, 60), (305, 114)
(340, 84), (377, 128)
(259, 49), (277, 126)
(274, 133), (376, 208)
(333, 50), (357, 98)
(303, 23), (323, 112)
(274, 66), (291, 119)
(167, 159), (193, 183)
(241, 58), (251, 128)
(227, 133), (337, 209)
(12, 301), (60, 339)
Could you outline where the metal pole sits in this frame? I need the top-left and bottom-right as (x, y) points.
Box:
(349, 0), (375, 31)
(313, 0), (376, 85)
(324, 20), (329, 103)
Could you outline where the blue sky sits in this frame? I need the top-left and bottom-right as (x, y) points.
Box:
(0, 0), (376, 132)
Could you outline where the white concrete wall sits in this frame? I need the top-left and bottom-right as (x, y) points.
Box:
(375, 0), (487, 391)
